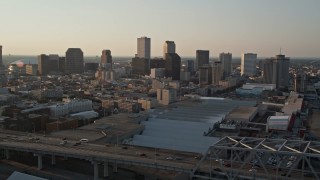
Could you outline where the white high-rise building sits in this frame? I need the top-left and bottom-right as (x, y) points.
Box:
(241, 53), (257, 76)
(219, 52), (232, 78)
(137, 37), (151, 59)
(163, 41), (175, 58)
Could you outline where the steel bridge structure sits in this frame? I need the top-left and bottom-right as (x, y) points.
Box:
(192, 136), (320, 180)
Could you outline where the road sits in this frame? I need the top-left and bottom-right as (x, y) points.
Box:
(0, 132), (198, 175)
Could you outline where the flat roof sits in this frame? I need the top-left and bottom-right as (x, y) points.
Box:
(50, 113), (146, 142)
(269, 116), (290, 120)
(227, 106), (258, 121)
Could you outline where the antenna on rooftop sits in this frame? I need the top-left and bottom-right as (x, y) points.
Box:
(280, 48), (282, 55)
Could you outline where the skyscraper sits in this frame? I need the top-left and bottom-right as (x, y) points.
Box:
(186, 60), (194, 73)
(219, 52), (232, 78)
(264, 54), (290, 89)
(0, 45), (2, 66)
(65, 48), (84, 74)
(263, 59), (273, 84)
(294, 71), (305, 93)
(165, 53), (181, 80)
(196, 50), (209, 71)
(212, 61), (223, 85)
(131, 57), (150, 75)
(137, 37), (151, 59)
(48, 54), (59, 73)
(38, 54), (50, 75)
(199, 65), (212, 86)
(101, 50), (112, 70)
(0, 45), (6, 82)
(241, 53), (257, 76)
(163, 41), (175, 58)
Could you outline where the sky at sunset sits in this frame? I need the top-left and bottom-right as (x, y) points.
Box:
(0, 0), (319, 57)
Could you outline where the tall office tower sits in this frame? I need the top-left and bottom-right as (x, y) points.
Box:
(212, 61), (223, 85)
(101, 50), (112, 70)
(65, 48), (84, 74)
(38, 54), (50, 75)
(219, 52), (232, 79)
(241, 53), (257, 76)
(163, 41), (175, 58)
(0, 45), (4, 74)
(0, 45), (2, 66)
(48, 54), (59, 73)
(263, 54), (290, 89)
(196, 50), (209, 71)
(137, 37), (151, 59)
(58, 57), (65, 73)
(263, 59), (273, 84)
(294, 71), (305, 93)
(0, 45), (6, 85)
(165, 53), (181, 80)
(150, 58), (165, 68)
(186, 60), (194, 73)
(131, 57), (150, 75)
(199, 65), (212, 86)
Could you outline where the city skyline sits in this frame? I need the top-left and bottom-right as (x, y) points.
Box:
(0, 0), (319, 57)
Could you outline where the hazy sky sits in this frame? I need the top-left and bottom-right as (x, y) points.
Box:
(0, 0), (319, 57)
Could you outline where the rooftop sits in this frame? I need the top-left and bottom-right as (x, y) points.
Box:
(227, 106), (258, 121)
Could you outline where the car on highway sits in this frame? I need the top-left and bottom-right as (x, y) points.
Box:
(80, 139), (89, 143)
(60, 140), (67, 145)
(286, 161), (293, 168)
(166, 157), (174, 160)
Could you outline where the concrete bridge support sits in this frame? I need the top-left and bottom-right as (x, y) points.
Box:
(104, 161), (109, 177)
(113, 162), (118, 173)
(92, 161), (99, 180)
(5, 149), (9, 159)
(51, 155), (56, 165)
(34, 154), (43, 170)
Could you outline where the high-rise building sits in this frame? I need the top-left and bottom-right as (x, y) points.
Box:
(199, 65), (212, 86)
(65, 48), (84, 74)
(263, 54), (290, 89)
(196, 50), (209, 71)
(26, 64), (38, 76)
(212, 61), (223, 85)
(263, 59), (273, 84)
(48, 54), (59, 73)
(157, 88), (177, 105)
(0, 45), (4, 75)
(150, 58), (165, 69)
(131, 57), (150, 76)
(219, 52), (232, 79)
(38, 54), (50, 75)
(0, 45), (6, 85)
(165, 53), (181, 80)
(294, 71), (305, 93)
(186, 60), (194, 73)
(163, 41), (175, 58)
(58, 57), (65, 73)
(241, 53), (257, 76)
(84, 62), (99, 72)
(137, 37), (151, 59)
(0, 45), (2, 66)
(101, 50), (112, 70)
(150, 68), (165, 79)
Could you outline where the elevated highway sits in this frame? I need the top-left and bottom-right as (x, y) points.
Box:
(1, 132), (320, 179)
